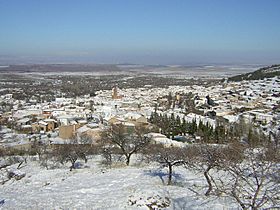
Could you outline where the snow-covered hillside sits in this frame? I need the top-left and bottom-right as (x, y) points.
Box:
(229, 64), (280, 81)
(0, 157), (237, 210)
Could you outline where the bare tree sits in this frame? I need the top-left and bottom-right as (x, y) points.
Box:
(0, 147), (6, 169)
(53, 136), (95, 171)
(38, 148), (54, 170)
(217, 145), (280, 210)
(30, 139), (48, 161)
(185, 143), (244, 196)
(53, 144), (78, 171)
(101, 145), (113, 168)
(185, 145), (222, 196)
(102, 124), (151, 166)
(0, 125), (3, 140)
(76, 135), (95, 163)
(145, 145), (186, 185)
(270, 131), (280, 148)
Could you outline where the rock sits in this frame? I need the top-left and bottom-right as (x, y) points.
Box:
(7, 169), (26, 180)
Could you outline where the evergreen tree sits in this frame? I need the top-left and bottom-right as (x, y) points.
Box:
(149, 112), (154, 123)
(188, 119), (197, 135)
(181, 118), (187, 135)
(176, 115), (181, 126)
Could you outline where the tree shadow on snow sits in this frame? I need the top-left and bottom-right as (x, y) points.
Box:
(143, 169), (184, 185)
(0, 199), (5, 207)
(172, 196), (201, 209)
(73, 161), (90, 169)
(171, 196), (217, 210)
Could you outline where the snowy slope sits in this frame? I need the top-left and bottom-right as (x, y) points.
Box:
(0, 157), (238, 210)
(229, 64), (280, 81)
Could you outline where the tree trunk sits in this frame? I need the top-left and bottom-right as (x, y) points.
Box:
(204, 167), (212, 196)
(70, 159), (76, 171)
(125, 154), (131, 166)
(17, 161), (24, 169)
(167, 163), (172, 185)
(82, 154), (88, 163)
(232, 191), (247, 210)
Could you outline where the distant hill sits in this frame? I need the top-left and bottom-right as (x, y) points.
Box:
(228, 64), (280, 81)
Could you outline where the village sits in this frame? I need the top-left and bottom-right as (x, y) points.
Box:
(1, 75), (279, 150)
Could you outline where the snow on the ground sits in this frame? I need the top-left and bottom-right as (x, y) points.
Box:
(0, 157), (238, 210)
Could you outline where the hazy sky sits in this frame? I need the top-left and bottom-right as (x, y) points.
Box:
(0, 0), (280, 64)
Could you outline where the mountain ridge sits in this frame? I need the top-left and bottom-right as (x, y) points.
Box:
(228, 64), (280, 81)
